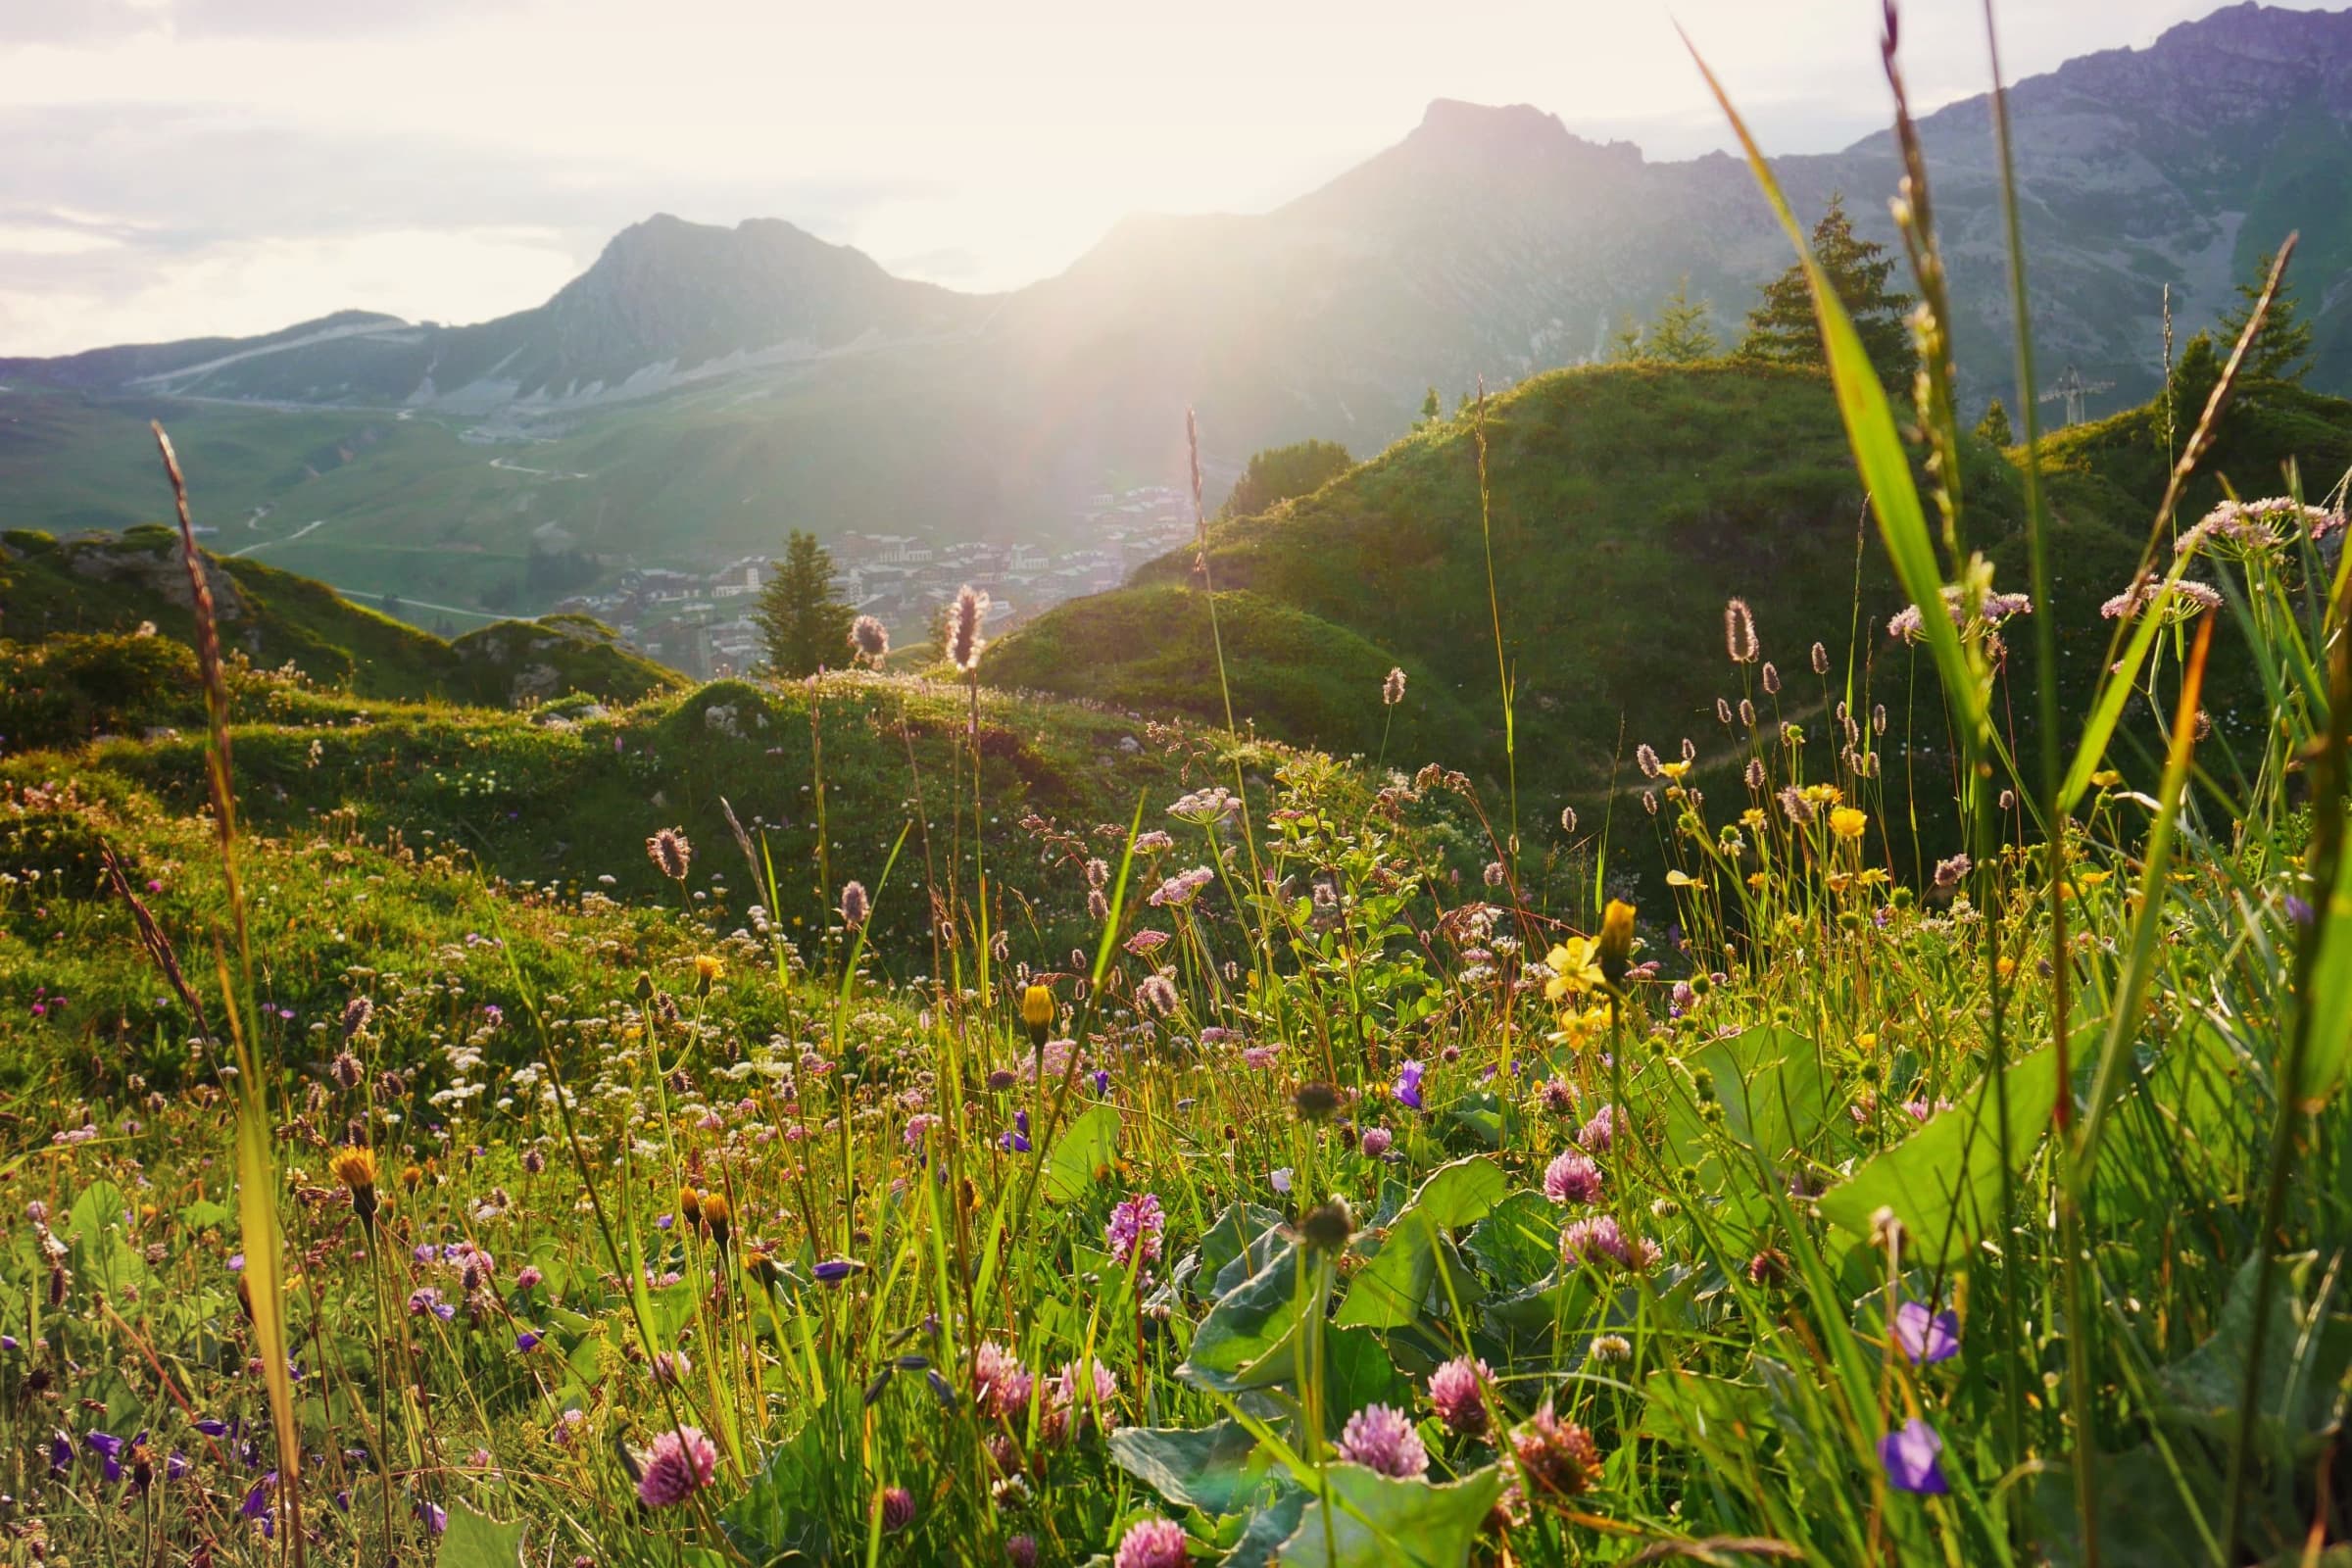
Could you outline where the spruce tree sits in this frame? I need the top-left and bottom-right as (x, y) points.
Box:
(1419, 386), (1443, 427)
(1645, 276), (1718, 363)
(755, 530), (853, 677)
(1974, 396), (2013, 447)
(1740, 192), (1917, 388)
(1608, 313), (1644, 361)
(2216, 249), (2314, 384)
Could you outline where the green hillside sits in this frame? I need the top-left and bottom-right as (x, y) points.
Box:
(993, 362), (2027, 790)
(0, 525), (681, 747)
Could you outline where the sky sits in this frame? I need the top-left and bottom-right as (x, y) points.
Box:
(1, 0), (2328, 356)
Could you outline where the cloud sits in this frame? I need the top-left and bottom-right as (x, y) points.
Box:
(0, 0), (524, 45)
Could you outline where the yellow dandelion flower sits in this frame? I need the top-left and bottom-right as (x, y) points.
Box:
(329, 1146), (378, 1192)
(1020, 983), (1055, 1046)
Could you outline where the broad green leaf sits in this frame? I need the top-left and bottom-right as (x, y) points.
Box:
(2153, 1254), (2352, 1451)
(1665, 1025), (1829, 1179)
(1637, 1368), (1771, 1448)
(68, 1180), (146, 1297)
(1321, 1326), (1414, 1429)
(1273, 1463), (1504, 1568)
(436, 1501), (526, 1568)
(1464, 1191), (1558, 1297)
(1108, 1420), (1282, 1515)
(1817, 1044), (2059, 1266)
(1181, 1240), (1323, 1394)
(179, 1198), (233, 1230)
(1225, 1492), (1311, 1568)
(720, 1410), (843, 1563)
(1336, 1157), (1505, 1330)
(1042, 1103), (1119, 1203)
(1196, 1202), (1288, 1293)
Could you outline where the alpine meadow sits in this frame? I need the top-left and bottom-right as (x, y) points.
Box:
(9, 5), (2352, 1568)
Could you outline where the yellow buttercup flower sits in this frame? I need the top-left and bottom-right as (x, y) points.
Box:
(1545, 939), (1604, 1001)
(1657, 760), (1692, 782)
(1829, 807), (1869, 842)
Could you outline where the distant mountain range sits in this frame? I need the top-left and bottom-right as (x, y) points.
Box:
(3, 2), (2348, 613)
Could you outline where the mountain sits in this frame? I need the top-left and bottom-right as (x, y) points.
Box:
(2, 3), (2347, 623)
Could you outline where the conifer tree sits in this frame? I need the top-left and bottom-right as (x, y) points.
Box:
(756, 530), (852, 677)
(1419, 386), (1443, 427)
(1645, 276), (1718, 363)
(1974, 396), (2013, 447)
(1740, 192), (1917, 388)
(1608, 313), (1644, 361)
(2216, 249), (2314, 384)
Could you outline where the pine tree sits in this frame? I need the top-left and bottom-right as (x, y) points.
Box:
(1740, 192), (1918, 388)
(1419, 386), (1443, 427)
(2216, 250), (2314, 384)
(1974, 396), (2013, 447)
(755, 530), (852, 677)
(1644, 276), (1718, 363)
(1608, 313), (1644, 361)
(2170, 330), (2223, 422)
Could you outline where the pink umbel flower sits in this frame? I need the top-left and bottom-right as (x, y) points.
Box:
(1337, 1402), (1429, 1477)
(636, 1427), (717, 1508)
(1427, 1356), (1493, 1437)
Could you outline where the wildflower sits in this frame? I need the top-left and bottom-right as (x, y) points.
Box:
(1147, 865), (1215, 906)
(1053, 1356), (1118, 1435)
(1359, 1126), (1394, 1158)
(417, 1499), (448, 1535)
(1510, 1401), (1602, 1500)
(1104, 1194), (1165, 1269)
(698, 1192), (733, 1250)
(329, 1146), (379, 1231)
(1878, 1417), (1948, 1494)
(408, 1288), (455, 1321)
(637, 1427), (719, 1507)
(1762, 661), (1781, 694)
(2101, 572), (2222, 622)
(651, 1349), (692, 1385)
(1637, 743), (1661, 778)
(1544, 938), (1603, 1000)
(839, 880), (869, 930)
(1113, 1517), (1190, 1568)
(1428, 1356), (1493, 1437)
(1123, 928), (1170, 956)
(849, 614), (890, 666)
(1595, 899), (1636, 987)
(1933, 854), (1971, 890)
(813, 1257), (862, 1285)
(694, 954), (724, 995)
(1021, 983), (1054, 1046)
(340, 995), (374, 1039)
(1724, 598), (1760, 663)
(1590, 1334), (1633, 1362)
(1776, 785), (1814, 825)
(1577, 1103), (1618, 1152)
(1007, 1535), (1040, 1567)
(1830, 807), (1868, 842)
(1338, 1403), (1430, 1477)
(880, 1485), (915, 1533)
(1892, 1301), (1960, 1364)
(1543, 1151), (1603, 1205)
(1812, 641), (1830, 674)
(1383, 666), (1407, 706)
(1561, 1213), (1654, 1271)
(1134, 972), (1179, 1016)
(1300, 1197), (1355, 1251)
(646, 828), (692, 881)
(515, 1330), (543, 1352)
(974, 1341), (1033, 1419)
(1394, 1059), (1426, 1110)
(949, 584), (991, 672)
(1559, 805), (1577, 835)
(1270, 1166), (1294, 1194)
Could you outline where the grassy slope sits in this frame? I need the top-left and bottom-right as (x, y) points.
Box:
(0, 527), (681, 722)
(4, 670), (1375, 1026)
(994, 361), (2026, 797)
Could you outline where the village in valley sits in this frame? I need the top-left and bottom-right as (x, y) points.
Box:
(548, 483), (1194, 677)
